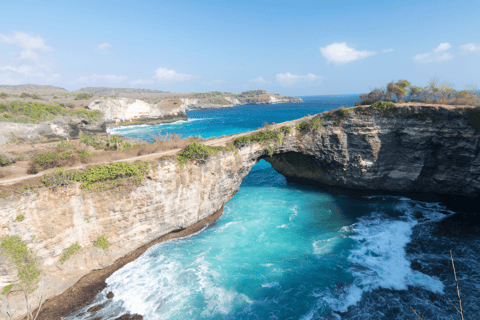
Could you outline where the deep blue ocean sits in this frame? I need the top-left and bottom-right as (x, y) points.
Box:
(66, 95), (480, 320)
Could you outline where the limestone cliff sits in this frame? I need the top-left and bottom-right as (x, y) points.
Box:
(1, 103), (480, 319)
(87, 97), (187, 124)
(180, 94), (302, 110)
(0, 117), (106, 145)
(0, 146), (262, 319)
(265, 104), (480, 198)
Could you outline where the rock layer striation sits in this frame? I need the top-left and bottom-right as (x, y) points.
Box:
(1, 104), (480, 319)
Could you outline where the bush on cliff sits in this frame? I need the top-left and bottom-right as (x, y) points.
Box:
(72, 161), (151, 191)
(233, 130), (283, 147)
(60, 243), (82, 264)
(177, 142), (233, 168)
(28, 149), (92, 174)
(370, 101), (398, 117)
(74, 93), (94, 100)
(296, 115), (326, 133)
(357, 78), (480, 106)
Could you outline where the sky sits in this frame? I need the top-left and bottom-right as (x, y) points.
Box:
(0, 0), (479, 96)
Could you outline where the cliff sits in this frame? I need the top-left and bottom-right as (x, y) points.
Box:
(266, 103), (480, 198)
(0, 117), (106, 145)
(1, 103), (479, 319)
(180, 93), (302, 110)
(87, 97), (187, 124)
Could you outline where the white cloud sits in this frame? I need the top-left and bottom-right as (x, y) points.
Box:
(413, 42), (453, 63)
(250, 76), (269, 84)
(434, 42), (451, 53)
(382, 48), (394, 53)
(276, 72), (321, 86)
(460, 43), (480, 52)
(320, 42), (376, 65)
(97, 43), (111, 50)
(436, 52), (453, 61)
(154, 67), (199, 82)
(0, 31), (52, 61)
(0, 31), (59, 84)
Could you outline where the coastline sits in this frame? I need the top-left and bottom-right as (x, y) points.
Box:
(30, 206), (225, 320)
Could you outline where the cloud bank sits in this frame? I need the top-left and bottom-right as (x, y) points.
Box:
(320, 42), (376, 65)
(413, 42), (453, 63)
(0, 31), (59, 84)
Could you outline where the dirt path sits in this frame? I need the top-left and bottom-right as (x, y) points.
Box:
(0, 131), (253, 186)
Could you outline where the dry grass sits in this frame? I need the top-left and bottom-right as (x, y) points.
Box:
(27, 137), (203, 174)
(0, 176), (45, 196)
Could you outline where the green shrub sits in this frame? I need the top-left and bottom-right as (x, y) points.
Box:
(93, 234), (112, 253)
(15, 215), (25, 222)
(56, 140), (74, 149)
(73, 161), (150, 191)
(296, 116), (325, 133)
(41, 167), (76, 187)
(29, 149), (92, 173)
(0, 155), (11, 166)
(177, 142), (228, 168)
(0, 235), (41, 295)
(0, 93), (8, 99)
(332, 106), (349, 119)
(74, 93), (94, 100)
(1, 284), (13, 296)
(0, 193), (10, 199)
(371, 101), (398, 117)
(105, 135), (123, 150)
(20, 92), (31, 98)
(278, 126), (292, 135)
(70, 109), (101, 121)
(80, 133), (104, 149)
(234, 130), (282, 147)
(60, 242), (81, 264)
(20, 184), (41, 193)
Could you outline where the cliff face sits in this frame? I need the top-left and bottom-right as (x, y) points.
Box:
(1, 104), (480, 319)
(87, 97), (187, 124)
(180, 94), (303, 110)
(0, 145), (266, 319)
(0, 117), (106, 145)
(265, 104), (480, 198)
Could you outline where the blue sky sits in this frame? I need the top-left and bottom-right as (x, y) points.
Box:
(0, 0), (479, 95)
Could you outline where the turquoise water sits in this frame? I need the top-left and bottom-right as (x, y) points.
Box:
(67, 96), (480, 320)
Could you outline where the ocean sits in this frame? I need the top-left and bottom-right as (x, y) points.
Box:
(65, 95), (480, 320)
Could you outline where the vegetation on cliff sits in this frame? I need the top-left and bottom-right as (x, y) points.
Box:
(93, 234), (112, 253)
(234, 126), (292, 147)
(0, 235), (41, 320)
(72, 161), (151, 191)
(357, 78), (480, 106)
(28, 144), (92, 174)
(177, 142), (235, 168)
(0, 101), (102, 124)
(60, 243), (82, 264)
